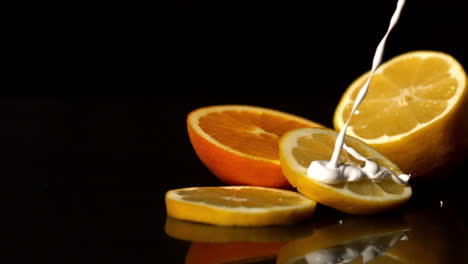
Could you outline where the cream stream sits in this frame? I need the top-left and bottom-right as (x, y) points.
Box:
(307, 0), (410, 185)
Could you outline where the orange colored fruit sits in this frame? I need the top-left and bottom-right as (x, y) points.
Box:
(165, 186), (317, 227)
(279, 127), (412, 214)
(185, 241), (284, 264)
(187, 105), (324, 188)
(333, 50), (468, 181)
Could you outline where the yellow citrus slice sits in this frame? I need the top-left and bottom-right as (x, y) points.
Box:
(333, 50), (468, 181)
(187, 105), (324, 188)
(165, 186), (317, 226)
(279, 127), (412, 214)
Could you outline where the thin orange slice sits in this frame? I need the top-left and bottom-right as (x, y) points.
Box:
(333, 50), (468, 181)
(187, 105), (324, 188)
(165, 186), (317, 226)
(279, 127), (412, 214)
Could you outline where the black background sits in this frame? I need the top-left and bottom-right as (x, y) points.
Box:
(2, 0), (468, 263)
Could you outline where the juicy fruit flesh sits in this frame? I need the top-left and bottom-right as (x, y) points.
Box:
(342, 56), (458, 140)
(292, 133), (406, 196)
(199, 110), (315, 160)
(177, 187), (309, 208)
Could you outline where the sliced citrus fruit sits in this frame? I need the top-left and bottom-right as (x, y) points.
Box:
(165, 186), (317, 226)
(164, 216), (314, 243)
(185, 241), (284, 264)
(279, 127), (412, 214)
(333, 50), (468, 181)
(187, 105), (324, 188)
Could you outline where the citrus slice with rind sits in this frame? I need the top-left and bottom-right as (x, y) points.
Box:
(279, 127), (412, 214)
(333, 50), (468, 180)
(187, 105), (324, 188)
(165, 186), (317, 226)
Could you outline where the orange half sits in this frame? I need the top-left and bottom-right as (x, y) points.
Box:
(187, 105), (324, 188)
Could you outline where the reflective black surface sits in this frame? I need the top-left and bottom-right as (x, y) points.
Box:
(4, 99), (464, 264)
(162, 182), (468, 263)
(3, 0), (468, 263)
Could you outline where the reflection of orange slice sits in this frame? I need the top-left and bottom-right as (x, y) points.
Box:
(165, 217), (314, 243)
(185, 241), (284, 264)
(277, 214), (409, 264)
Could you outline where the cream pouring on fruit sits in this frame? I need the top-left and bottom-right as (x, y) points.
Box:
(307, 0), (411, 186)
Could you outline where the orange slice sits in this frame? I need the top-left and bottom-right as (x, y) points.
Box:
(187, 105), (324, 188)
(165, 186), (317, 226)
(333, 50), (468, 181)
(279, 127), (412, 214)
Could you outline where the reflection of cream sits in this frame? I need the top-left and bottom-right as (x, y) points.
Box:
(305, 247), (359, 264)
(303, 231), (408, 264)
(307, 0), (410, 186)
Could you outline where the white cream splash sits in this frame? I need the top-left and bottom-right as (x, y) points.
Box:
(307, 0), (410, 185)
